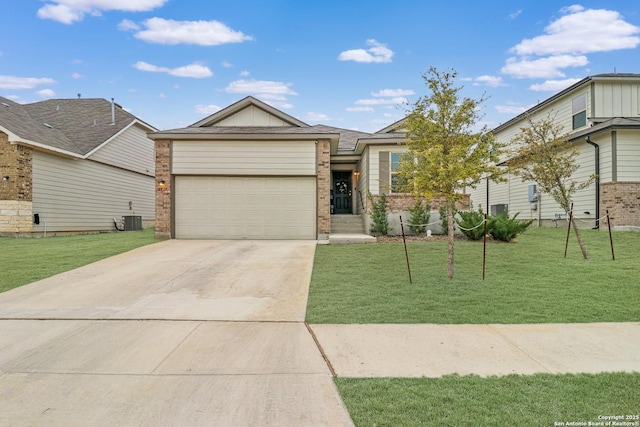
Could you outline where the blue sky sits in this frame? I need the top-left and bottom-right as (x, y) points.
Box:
(2, 1), (639, 132)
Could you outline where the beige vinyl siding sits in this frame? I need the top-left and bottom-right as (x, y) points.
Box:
(172, 140), (316, 176)
(366, 146), (407, 195)
(481, 143), (597, 222)
(88, 124), (155, 176)
(617, 130), (640, 180)
(32, 151), (154, 232)
(597, 133), (614, 183)
(214, 106), (291, 126)
(594, 82), (640, 117)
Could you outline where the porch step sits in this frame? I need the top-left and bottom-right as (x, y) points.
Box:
(331, 214), (365, 234)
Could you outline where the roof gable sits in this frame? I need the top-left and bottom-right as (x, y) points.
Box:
(190, 96), (309, 128)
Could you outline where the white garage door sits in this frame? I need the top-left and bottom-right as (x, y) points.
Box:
(175, 176), (316, 239)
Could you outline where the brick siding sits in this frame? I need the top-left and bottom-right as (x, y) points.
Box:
(0, 133), (33, 234)
(601, 182), (640, 227)
(368, 194), (471, 213)
(155, 139), (172, 239)
(316, 139), (331, 237)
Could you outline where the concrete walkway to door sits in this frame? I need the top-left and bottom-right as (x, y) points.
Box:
(0, 240), (354, 427)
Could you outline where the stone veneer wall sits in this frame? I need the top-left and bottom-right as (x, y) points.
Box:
(155, 139), (172, 239)
(601, 182), (640, 228)
(0, 133), (33, 234)
(316, 139), (331, 238)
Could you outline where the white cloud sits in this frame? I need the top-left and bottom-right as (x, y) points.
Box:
(0, 75), (57, 89)
(338, 39), (394, 63)
(71, 72), (83, 79)
(133, 18), (252, 46)
(304, 112), (330, 122)
(221, 61), (233, 68)
(501, 6), (639, 82)
(38, 0), (168, 24)
(239, 70), (250, 77)
(37, 89), (56, 98)
(118, 19), (140, 31)
(501, 55), (588, 79)
(133, 61), (213, 78)
(346, 106), (375, 113)
(529, 78), (583, 92)
(355, 97), (408, 106)
(509, 10), (522, 19)
(225, 79), (297, 97)
(195, 104), (222, 115)
(372, 89), (414, 97)
(495, 103), (533, 115)
(511, 6), (640, 56)
(473, 75), (506, 87)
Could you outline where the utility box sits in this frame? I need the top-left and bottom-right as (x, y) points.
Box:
(490, 204), (508, 216)
(528, 184), (538, 202)
(122, 215), (142, 231)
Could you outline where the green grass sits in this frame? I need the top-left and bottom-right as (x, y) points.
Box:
(0, 228), (159, 293)
(306, 227), (640, 323)
(336, 373), (640, 427)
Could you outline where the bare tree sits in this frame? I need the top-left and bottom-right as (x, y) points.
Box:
(507, 114), (595, 259)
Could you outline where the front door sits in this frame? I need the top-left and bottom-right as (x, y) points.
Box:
(332, 171), (352, 214)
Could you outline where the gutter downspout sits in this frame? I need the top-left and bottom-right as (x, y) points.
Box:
(585, 136), (600, 229)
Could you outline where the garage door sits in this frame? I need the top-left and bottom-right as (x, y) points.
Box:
(175, 176), (316, 239)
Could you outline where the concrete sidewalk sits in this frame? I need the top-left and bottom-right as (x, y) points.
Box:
(310, 322), (640, 378)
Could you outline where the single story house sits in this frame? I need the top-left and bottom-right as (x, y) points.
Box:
(468, 73), (640, 230)
(0, 96), (157, 236)
(150, 96), (444, 240)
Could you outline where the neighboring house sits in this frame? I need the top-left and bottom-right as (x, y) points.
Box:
(150, 96), (438, 240)
(0, 96), (157, 236)
(468, 73), (640, 230)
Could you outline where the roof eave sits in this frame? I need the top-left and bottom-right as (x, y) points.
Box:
(148, 131), (340, 141)
(353, 136), (406, 154)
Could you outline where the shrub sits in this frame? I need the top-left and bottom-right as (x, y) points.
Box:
(488, 212), (533, 242)
(408, 199), (431, 234)
(368, 192), (391, 235)
(455, 208), (486, 240)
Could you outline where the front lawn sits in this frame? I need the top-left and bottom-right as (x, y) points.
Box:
(336, 373), (640, 427)
(306, 227), (640, 323)
(0, 228), (159, 293)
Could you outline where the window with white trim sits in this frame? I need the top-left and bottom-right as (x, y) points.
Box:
(572, 94), (587, 130)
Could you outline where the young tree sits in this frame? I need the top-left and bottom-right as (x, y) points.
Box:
(507, 114), (595, 259)
(396, 67), (504, 279)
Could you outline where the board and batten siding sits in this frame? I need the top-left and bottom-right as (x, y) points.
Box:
(594, 81), (640, 117)
(616, 130), (640, 181)
(32, 151), (154, 232)
(88, 124), (155, 176)
(172, 140), (317, 176)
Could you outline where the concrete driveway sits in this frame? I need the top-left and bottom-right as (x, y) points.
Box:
(0, 240), (354, 427)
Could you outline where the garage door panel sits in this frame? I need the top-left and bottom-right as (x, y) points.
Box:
(175, 177), (316, 239)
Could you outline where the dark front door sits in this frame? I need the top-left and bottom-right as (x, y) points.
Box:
(332, 171), (352, 214)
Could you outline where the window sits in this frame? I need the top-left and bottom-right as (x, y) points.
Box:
(572, 94), (587, 129)
(390, 152), (407, 193)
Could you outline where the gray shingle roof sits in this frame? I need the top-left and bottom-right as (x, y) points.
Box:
(0, 96), (153, 156)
